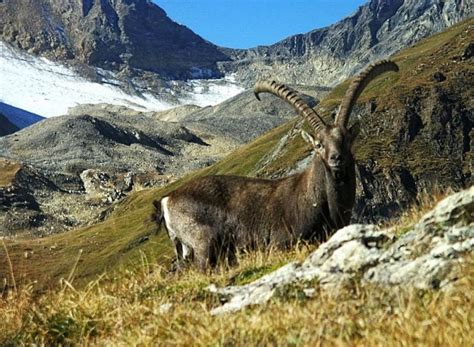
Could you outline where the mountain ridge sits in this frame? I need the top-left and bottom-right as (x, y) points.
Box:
(219, 0), (473, 86)
(1, 0), (472, 90)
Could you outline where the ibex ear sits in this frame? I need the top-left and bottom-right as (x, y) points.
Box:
(301, 130), (317, 146)
(348, 121), (360, 138)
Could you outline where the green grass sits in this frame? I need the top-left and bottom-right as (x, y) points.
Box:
(1, 17), (472, 291)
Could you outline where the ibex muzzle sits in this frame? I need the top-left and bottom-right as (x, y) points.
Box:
(154, 60), (399, 270)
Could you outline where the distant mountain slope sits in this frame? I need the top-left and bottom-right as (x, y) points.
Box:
(0, 102), (44, 129)
(0, 113), (18, 136)
(0, 111), (211, 174)
(181, 85), (328, 143)
(0, 0), (229, 79)
(221, 0), (473, 86)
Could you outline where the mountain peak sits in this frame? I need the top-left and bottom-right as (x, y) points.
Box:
(0, 0), (229, 79)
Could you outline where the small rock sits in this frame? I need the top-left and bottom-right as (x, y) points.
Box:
(303, 288), (316, 298)
(432, 71), (446, 82)
(462, 42), (474, 59)
(159, 303), (172, 314)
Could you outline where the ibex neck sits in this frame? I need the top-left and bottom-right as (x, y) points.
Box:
(305, 155), (356, 228)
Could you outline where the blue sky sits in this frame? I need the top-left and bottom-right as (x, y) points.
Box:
(154, 0), (367, 49)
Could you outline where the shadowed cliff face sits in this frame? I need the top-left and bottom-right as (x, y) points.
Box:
(0, 114), (19, 137)
(0, 0), (229, 79)
(350, 78), (472, 222)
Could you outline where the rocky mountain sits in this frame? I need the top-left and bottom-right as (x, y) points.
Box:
(0, 0), (229, 80)
(0, 40), (244, 125)
(2, 0), (472, 92)
(180, 85), (327, 143)
(221, 0), (474, 87)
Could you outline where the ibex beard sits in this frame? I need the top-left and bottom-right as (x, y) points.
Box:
(153, 60), (399, 271)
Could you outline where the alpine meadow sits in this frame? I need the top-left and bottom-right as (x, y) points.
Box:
(0, 0), (473, 345)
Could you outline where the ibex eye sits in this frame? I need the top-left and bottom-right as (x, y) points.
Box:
(315, 142), (323, 149)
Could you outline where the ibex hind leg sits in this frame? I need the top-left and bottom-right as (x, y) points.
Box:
(191, 231), (228, 272)
(210, 233), (238, 269)
(170, 238), (194, 272)
(193, 245), (212, 272)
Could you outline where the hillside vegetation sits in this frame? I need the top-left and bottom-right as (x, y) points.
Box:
(1, 17), (473, 291)
(1, 193), (472, 344)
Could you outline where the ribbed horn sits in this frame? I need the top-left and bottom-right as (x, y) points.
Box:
(335, 60), (399, 127)
(254, 81), (326, 132)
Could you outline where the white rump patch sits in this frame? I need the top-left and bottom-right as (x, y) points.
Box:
(161, 197), (177, 241)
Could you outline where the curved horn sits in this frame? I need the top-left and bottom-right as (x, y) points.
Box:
(254, 81), (326, 132)
(335, 60), (399, 127)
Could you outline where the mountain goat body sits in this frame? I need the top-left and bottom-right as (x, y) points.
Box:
(154, 60), (399, 270)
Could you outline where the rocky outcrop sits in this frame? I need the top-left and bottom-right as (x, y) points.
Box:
(79, 169), (169, 203)
(0, 156), (174, 236)
(221, 0), (473, 87)
(0, 0), (229, 80)
(208, 187), (474, 315)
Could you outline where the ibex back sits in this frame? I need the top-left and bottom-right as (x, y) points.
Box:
(154, 60), (399, 270)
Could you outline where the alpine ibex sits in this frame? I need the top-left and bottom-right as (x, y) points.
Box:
(154, 60), (399, 270)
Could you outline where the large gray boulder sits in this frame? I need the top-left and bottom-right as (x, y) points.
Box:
(208, 186), (473, 315)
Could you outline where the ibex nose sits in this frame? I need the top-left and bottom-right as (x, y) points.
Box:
(329, 153), (343, 167)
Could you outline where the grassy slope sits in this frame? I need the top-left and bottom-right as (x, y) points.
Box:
(269, 17), (473, 176)
(1, 18), (472, 289)
(0, 122), (291, 289)
(1, 232), (473, 345)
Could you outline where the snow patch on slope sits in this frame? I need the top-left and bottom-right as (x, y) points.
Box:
(0, 41), (171, 118)
(181, 75), (245, 107)
(0, 42), (172, 117)
(0, 41), (245, 121)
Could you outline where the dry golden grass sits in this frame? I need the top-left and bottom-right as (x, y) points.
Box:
(0, 159), (21, 187)
(1, 241), (473, 346)
(389, 186), (456, 236)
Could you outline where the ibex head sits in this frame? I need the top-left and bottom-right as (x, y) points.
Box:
(254, 60), (399, 179)
(300, 124), (359, 179)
